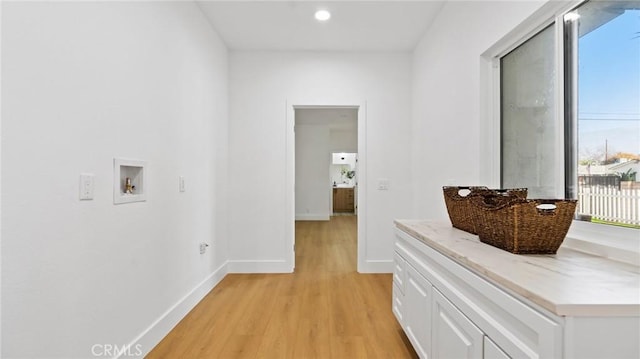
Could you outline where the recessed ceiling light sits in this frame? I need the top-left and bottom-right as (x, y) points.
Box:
(315, 10), (331, 22)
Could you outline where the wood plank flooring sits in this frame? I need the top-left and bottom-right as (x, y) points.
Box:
(147, 216), (417, 358)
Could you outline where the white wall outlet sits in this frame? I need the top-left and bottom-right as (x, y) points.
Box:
(377, 178), (390, 190)
(179, 176), (185, 192)
(79, 173), (95, 200)
(199, 242), (209, 254)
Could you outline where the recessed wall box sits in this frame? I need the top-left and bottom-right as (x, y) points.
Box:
(114, 158), (147, 204)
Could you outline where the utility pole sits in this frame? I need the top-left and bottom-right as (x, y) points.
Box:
(604, 139), (608, 164)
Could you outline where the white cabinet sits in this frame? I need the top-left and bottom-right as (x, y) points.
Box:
(404, 265), (432, 359)
(392, 228), (556, 359)
(392, 283), (404, 324)
(484, 337), (510, 359)
(392, 252), (406, 291)
(432, 289), (483, 359)
(392, 252), (406, 325)
(393, 224), (640, 359)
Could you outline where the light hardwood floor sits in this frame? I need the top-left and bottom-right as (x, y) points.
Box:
(147, 216), (417, 358)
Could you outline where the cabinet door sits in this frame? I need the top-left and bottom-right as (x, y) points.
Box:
(333, 188), (350, 212)
(345, 188), (354, 211)
(392, 253), (406, 293)
(484, 336), (511, 359)
(392, 253), (406, 330)
(432, 289), (483, 359)
(404, 264), (432, 359)
(392, 282), (404, 325)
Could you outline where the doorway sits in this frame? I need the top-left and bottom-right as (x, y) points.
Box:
(286, 103), (366, 272)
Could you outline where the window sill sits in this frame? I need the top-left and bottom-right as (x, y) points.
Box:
(563, 220), (640, 266)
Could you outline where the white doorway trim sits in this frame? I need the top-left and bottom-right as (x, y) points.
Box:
(285, 100), (367, 272)
(0, 1), (4, 353)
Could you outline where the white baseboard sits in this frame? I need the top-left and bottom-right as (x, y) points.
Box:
(358, 259), (393, 273)
(295, 213), (330, 221)
(124, 261), (229, 359)
(227, 259), (293, 273)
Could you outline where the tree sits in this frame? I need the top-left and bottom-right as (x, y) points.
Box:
(579, 146), (606, 165)
(618, 169), (637, 182)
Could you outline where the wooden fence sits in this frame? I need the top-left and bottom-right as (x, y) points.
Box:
(577, 184), (640, 225)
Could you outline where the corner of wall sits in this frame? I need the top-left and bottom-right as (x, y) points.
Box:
(125, 262), (229, 359)
(358, 260), (394, 274)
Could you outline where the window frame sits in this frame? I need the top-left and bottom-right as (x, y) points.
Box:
(481, 0), (639, 265)
(499, 22), (561, 198)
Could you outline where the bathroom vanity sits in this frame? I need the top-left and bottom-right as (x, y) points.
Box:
(333, 187), (354, 213)
(392, 220), (640, 359)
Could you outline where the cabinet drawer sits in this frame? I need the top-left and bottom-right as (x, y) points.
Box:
(393, 252), (406, 293)
(392, 282), (404, 325)
(484, 336), (511, 359)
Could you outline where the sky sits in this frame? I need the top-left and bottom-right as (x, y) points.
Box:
(578, 8), (640, 159)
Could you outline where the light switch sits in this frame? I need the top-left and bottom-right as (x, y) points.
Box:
(179, 176), (185, 192)
(378, 178), (390, 191)
(80, 173), (95, 200)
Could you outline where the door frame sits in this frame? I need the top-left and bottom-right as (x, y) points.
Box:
(285, 100), (367, 272)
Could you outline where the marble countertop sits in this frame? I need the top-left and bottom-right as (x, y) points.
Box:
(395, 220), (640, 317)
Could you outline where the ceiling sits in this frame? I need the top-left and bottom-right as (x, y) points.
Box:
(196, 1), (446, 51)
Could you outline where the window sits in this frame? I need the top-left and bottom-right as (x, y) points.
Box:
(501, 24), (558, 198)
(500, 0), (640, 229)
(568, 1), (640, 228)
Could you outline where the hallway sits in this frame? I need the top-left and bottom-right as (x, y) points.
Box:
(147, 216), (417, 358)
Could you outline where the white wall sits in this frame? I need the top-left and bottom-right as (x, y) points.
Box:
(228, 51), (413, 272)
(330, 129), (358, 152)
(411, 0), (547, 220)
(1, 2), (228, 357)
(295, 122), (331, 220)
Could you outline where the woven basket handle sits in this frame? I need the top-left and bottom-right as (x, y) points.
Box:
(536, 203), (557, 216)
(443, 186), (473, 198)
(457, 187), (473, 197)
(443, 186), (489, 200)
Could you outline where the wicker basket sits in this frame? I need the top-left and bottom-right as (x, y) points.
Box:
(442, 187), (527, 234)
(472, 197), (577, 254)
